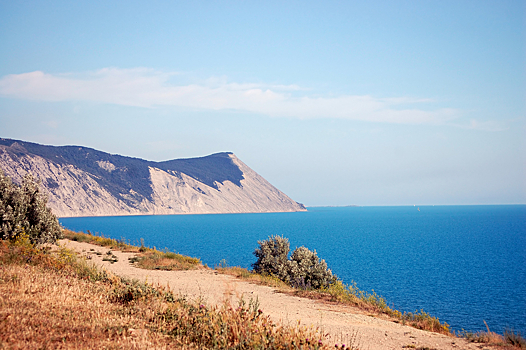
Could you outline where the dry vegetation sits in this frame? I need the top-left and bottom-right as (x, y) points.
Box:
(458, 322), (526, 349)
(63, 229), (140, 252)
(216, 266), (450, 335)
(63, 229), (201, 271)
(0, 237), (334, 349)
(217, 266), (525, 348)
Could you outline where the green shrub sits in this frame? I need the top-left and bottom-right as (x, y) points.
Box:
(252, 235), (336, 290)
(252, 235), (291, 282)
(0, 170), (62, 245)
(289, 246), (336, 289)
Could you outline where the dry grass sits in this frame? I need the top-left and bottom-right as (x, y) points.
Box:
(460, 330), (504, 345)
(216, 267), (451, 335)
(0, 263), (167, 349)
(217, 267), (526, 348)
(0, 239), (331, 349)
(0, 240), (165, 349)
(314, 280), (451, 334)
(129, 250), (201, 271)
(64, 229), (201, 271)
(505, 329), (526, 348)
(63, 229), (139, 252)
(216, 266), (292, 290)
(459, 322), (526, 349)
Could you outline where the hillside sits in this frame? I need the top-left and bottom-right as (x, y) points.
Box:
(57, 238), (489, 350)
(0, 138), (306, 217)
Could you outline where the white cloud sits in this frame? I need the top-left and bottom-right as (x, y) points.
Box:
(0, 68), (459, 125)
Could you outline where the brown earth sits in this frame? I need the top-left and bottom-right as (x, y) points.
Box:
(60, 239), (492, 350)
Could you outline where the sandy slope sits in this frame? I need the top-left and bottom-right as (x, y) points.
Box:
(60, 240), (486, 350)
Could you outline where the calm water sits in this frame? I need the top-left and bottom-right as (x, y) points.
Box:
(60, 205), (526, 334)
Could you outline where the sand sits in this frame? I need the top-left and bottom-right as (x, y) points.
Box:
(60, 239), (487, 350)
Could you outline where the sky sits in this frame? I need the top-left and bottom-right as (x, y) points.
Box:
(0, 0), (524, 206)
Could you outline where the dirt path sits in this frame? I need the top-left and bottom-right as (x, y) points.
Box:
(60, 240), (486, 350)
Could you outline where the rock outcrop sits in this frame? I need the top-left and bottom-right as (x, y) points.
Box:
(0, 138), (306, 217)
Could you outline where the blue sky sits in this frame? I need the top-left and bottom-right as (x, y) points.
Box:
(1, 0), (524, 206)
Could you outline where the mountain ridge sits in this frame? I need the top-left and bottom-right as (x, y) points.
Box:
(0, 138), (306, 217)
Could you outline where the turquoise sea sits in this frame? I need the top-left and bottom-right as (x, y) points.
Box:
(60, 205), (526, 335)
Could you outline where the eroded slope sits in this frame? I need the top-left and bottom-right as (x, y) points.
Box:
(0, 138), (305, 217)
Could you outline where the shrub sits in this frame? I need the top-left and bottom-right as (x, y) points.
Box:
(0, 170), (62, 244)
(252, 235), (291, 282)
(289, 246), (336, 289)
(252, 235), (336, 290)
(111, 277), (162, 304)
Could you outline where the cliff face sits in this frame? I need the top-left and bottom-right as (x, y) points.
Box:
(0, 138), (306, 217)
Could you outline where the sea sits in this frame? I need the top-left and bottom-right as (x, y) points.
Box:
(59, 205), (526, 335)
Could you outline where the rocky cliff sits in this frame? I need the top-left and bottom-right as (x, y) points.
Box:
(0, 138), (306, 217)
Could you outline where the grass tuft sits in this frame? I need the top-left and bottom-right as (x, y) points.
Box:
(314, 280), (450, 334)
(131, 250), (201, 270)
(216, 265), (291, 289)
(505, 328), (526, 348)
(63, 229), (140, 252)
(459, 323), (526, 348)
(63, 229), (201, 270)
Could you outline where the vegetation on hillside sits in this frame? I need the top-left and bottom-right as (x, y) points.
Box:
(220, 235), (526, 345)
(223, 235), (452, 335)
(0, 236), (331, 349)
(63, 229), (201, 270)
(460, 325), (525, 349)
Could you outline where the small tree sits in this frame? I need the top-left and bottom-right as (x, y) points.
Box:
(252, 235), (291, 282)
(0, 169), (62, 244)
